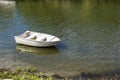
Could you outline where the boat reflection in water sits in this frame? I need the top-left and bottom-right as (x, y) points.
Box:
(16, 44), (60, 55)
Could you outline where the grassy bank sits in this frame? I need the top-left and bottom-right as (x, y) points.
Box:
(0, 67), (120, 80)
(0, 67), (66, 80)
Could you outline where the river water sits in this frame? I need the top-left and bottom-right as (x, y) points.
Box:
(0, 0), (120, 76)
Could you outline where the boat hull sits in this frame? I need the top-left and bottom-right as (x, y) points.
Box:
(14, 36), (60, 47)
(14, 31), (61, 47)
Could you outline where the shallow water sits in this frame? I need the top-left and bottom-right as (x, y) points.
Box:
(0, 0), (120, 76)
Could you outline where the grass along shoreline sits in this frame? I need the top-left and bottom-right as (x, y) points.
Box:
(0, 67), (120, 80)
(0, 67), (66, 80)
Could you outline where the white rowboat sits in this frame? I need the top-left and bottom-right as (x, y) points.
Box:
(14, 31), (61, 47)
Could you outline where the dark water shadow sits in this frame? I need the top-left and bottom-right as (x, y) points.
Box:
(16, 44), (60, 55)
(56, 42), (68, 50)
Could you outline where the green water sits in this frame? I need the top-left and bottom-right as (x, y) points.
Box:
(0, 0), (120, 76)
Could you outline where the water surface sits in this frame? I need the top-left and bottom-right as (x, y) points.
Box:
(0, 0), (120, 76)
